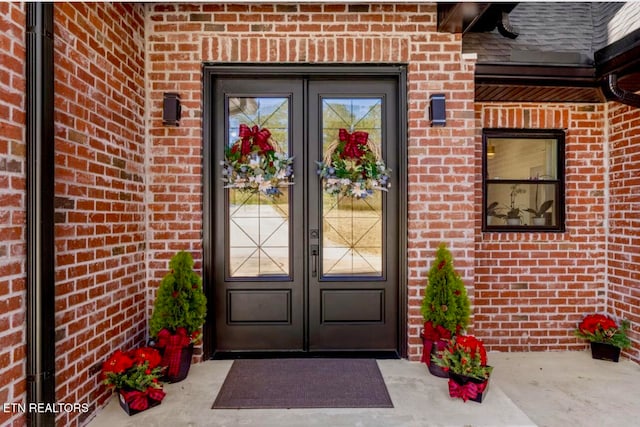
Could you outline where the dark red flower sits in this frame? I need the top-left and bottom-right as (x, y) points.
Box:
(579, 314), (618, 334)
(172, 291), (179, 298)
(455, 335), (487, 365)
(437, 260), (446, 270)
(129, 347), (162, 369)
(102, 350), (134, 375)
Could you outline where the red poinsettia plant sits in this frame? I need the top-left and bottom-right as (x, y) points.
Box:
(574, 313), (631, 349)
(102, 347), (166, 410)
(433, 335), (493, 381)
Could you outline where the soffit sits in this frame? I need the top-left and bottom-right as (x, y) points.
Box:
(450, 2), (640, 103)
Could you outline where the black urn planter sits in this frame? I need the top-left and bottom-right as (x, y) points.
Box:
(590, 342), (620, 362)
(421, 336), (449, 378)
(160, 343), (194, 383)
(448, 371), (490, 403)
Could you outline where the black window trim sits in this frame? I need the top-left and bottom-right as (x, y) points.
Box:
(482, 128), (566, 232)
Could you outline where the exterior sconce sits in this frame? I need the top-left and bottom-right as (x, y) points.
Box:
(487, 143), (496, 159)
(163, 93), (181, 126)
(429, 94), (446, 126)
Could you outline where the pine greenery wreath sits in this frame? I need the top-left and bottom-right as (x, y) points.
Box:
(317, 128), (391, 198)
(221, 124), (294, 197)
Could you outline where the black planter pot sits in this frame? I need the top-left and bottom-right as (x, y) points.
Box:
(590, 342), (620, 362)
(421, 337), (449, 378)
(448, 371), (490, 403)
(159, 343), (194, 383)
(118, 390), (162, 416)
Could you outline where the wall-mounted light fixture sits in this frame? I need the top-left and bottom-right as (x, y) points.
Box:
(163, 93), (181, 126)
(429, 93), (446, 127)
(487, 143), (496, 159)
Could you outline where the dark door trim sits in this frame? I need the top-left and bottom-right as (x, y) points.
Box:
(202, 64), (408, 359)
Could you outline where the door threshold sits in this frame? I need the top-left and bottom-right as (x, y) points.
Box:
(211, 350), (401, 360)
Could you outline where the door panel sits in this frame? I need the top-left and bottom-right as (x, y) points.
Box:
(214, 79), (304, 351)
(308, 80), (398, 351)
(213, 77), (398, 353)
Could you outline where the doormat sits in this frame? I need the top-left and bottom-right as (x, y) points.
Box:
(212, 358), (393, 409)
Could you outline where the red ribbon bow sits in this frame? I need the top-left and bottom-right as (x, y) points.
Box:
(420, 321), (452, 366)
(157, 328), (191, 377)
(236, 124), (273, 155)
(338, 128), (368, 159)
(121, 387), (166, 411)
(448, 379), (486, 402)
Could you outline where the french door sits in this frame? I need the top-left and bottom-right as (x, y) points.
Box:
(210, 72), (400, 354)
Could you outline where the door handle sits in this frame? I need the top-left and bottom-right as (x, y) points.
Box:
(310, 244), (319, 277)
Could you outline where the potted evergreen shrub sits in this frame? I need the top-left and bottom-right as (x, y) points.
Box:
(420, 243), (471, 377)
(150, 251), (207, 382)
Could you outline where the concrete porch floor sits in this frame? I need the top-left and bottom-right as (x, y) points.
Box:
(86, 351), (640, 427)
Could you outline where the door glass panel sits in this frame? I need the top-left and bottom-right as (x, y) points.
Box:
(321, 98), (383, 277)
(227, 97), (290, 278)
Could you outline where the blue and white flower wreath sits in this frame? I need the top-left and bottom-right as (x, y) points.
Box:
(317, 128), (391, 199)
(221, 124), (294, 197)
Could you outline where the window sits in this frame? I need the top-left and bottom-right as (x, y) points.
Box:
(483, 129), (565, 232)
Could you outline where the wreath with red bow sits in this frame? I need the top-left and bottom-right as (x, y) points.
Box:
(317, 128), (390, 198)
(222, 124), (294, 197)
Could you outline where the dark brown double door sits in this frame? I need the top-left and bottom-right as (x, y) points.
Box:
(212, 75), (399, 354)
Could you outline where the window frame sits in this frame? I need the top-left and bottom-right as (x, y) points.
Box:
(482, 128), (566, 232)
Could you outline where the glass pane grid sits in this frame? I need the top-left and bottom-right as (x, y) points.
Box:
(322, 193), (382, 277)
(229, 190), (290, 277)
(320, 97), (384, 277)
(226, 95), (291, 278)
(228, 97), (289, 153)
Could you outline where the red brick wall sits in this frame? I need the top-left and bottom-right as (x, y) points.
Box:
(0, 3), (27, 426)
(146, 3), (478, 362)
(474, 104), (609, 352)
(53, 3), (145, 426)
(607, 102), (640, 361)
(3, 3), (636, 425)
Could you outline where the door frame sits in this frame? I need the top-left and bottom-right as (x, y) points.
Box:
(201, 64), (408, 359)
